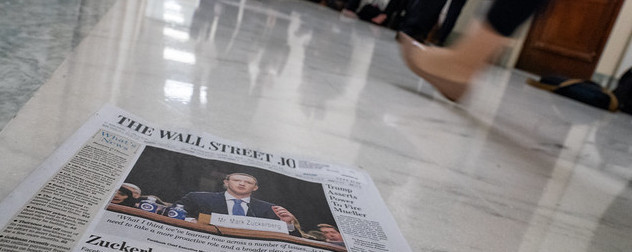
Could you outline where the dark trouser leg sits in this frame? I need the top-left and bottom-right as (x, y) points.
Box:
(435, 0), (467, 45)
(344, 0), (361, 11)
(382, 0), (408, 28)
(400, 0), (447, 41)
(486, 0), (549, 36)
(383, 0), (408, 15)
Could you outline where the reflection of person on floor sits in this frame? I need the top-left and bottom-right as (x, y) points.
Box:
(175, 173), (298, 233)
(397, 0), (549, 101)
(318, 224), (345, 247)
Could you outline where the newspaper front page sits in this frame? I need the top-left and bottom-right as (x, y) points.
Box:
(0, 105), (411, 252)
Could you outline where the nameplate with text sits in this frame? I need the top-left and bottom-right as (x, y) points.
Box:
(210, 213), (289, 234)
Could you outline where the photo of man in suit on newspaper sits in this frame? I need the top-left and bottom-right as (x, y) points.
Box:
(174, 173), (300, 235)
(112, 146), (343, 248)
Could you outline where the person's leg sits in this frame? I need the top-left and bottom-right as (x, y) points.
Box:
(487, 0), (548, 36)
(399, 0), (448, 42)
(435, 0), (467, 46)
(341, 0), (361, 18)
(383, 0), (407, 15)
(398, 0), (549, 101)
(381, 0), (406, 26)
(344, 0), (361, 12)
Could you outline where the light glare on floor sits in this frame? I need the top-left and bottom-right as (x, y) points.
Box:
(164, 79), (193, 104)
(163, 48), (196, 64)
(163, 1), (182, 11)
(163, 13), (184, 24)
(163, 27), (189, 41)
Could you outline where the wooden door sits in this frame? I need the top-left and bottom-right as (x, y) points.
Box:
(516, 0), (624, 79)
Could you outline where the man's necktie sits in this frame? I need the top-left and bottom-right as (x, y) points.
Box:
(232, 199), (245, 216)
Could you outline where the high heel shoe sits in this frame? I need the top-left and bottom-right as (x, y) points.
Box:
(397, 22), (509, 102)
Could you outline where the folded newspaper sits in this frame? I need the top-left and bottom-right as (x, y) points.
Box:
(0, 105), (411, 252)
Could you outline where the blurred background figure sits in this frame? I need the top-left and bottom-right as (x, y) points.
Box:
(398, 0), (445, 42)
(306, 0), (348, 11)
(397, 0), (467, 45)
(432, 0), (468, 46)
(341, 0), (408, 27)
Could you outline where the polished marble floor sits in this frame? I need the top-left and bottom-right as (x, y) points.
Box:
(1, 0), (632, 251)
(0, 0), (116, 129)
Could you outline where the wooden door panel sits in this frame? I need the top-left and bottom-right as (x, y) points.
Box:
(516, 0), (623, 79)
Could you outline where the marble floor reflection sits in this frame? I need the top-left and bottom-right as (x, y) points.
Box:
(1, 0), (632, 251)
(0, 0), (116, 129)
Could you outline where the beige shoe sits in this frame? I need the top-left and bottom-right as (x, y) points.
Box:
(397, 22), (509, 101)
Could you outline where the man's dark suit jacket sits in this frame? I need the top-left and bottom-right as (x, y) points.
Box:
(175, 191), (279, 220)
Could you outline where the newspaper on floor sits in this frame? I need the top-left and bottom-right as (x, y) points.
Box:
(0, 105), (411, 252)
